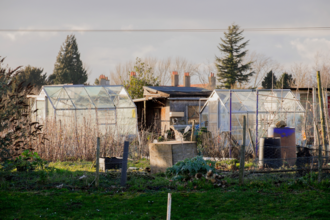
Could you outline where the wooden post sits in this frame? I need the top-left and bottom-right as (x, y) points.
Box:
(248, 128), (256, 158)
(143, 100), (146, 128)
(315, 122), (322, 183)
(191, 120), (195, 141)
(166, 193), (172, 220)
(121, 141), (129, 186)
(95, 137), (100, 187)
(317, 71), (327, 157)
(239, 116), (246, 185)
(313, 87), (318, 147)
(322, 90), (330, 157)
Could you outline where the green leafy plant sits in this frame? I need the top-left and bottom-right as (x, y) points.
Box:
(166, 156), (214, 177)
(2, 150), (48, 172)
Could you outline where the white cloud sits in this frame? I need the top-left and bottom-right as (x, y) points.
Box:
(291, 38), (330, 60)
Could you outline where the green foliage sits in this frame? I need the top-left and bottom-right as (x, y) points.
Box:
(261, 70), (277, 89)
(123, 57), (159, 99)
(216, 158), (238, 167)
(215, 24), (254, 89)
(94, 78), (99, 85)
(166, 156), (214, 176)
(49, 35), (88, 84)
(12, 66), (47, 92)
(276, 72), (294, 89)
(3, 150), (47, 172)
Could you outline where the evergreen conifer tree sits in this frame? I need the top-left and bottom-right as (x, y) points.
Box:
(276, 73), (294, 89)
(12, 66), (47, 91)
(50, 35), (88, 84)
(215, 24), (254, 89)
(261, 70), (277, 89)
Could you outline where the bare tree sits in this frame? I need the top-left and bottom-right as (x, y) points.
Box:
(243, 51), (281, 88)
(195, 61), (217, 87)
(172, 57), (199, 85)
(312, 52), (330, 88)
(154, 57), (172, 85)
(110, 56), (201, 86)
(109, 60), (135, 85)
(290, 62), (313, 88)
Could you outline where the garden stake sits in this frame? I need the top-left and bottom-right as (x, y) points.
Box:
(121, 141), (129, 186)
(96, 137), (100, 187)
(239, 115), (246, 185)
(317, 71), (327, 158)
(167, 193), (172, 220)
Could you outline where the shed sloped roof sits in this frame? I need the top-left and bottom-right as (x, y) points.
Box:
(144, 86), (212, 97)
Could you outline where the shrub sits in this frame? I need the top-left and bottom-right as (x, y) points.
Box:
(1, 150), (48, 172)
(166, 156), (214, 176)
(0, 57), (47, 161)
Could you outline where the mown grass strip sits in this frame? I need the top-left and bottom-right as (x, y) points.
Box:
(1, 189), (330, 219)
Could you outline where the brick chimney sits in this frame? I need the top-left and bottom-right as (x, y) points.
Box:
(183, 72), (190, 87)
(208, 72), (216, 89)
(130, 71), (136, 80)
(99, 74), (109, 85)
(171, 71), (179, 86)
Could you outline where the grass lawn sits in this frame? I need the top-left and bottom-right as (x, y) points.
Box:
(1, 188), (330, 219)
(1, 160), (330, 219)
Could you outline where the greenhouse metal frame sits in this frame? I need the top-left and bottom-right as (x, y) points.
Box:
(30, 85), (138, 137)
(199, 89), (305, 153)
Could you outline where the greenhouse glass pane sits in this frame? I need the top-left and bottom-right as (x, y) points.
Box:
(55, 88), (75, 109)
(117, 108), (137, 135)
(219, 101), (229, 131)
(36, 100), (45, 122)
(85, 87), (115, 108)
(97, 109), (115, 124)
(46, 98), (55, 119)
(216, 91), (230, 106)
(76, 109), (97, 127)
(232, 92), (248, 112)
(44, 87), (62, 107)
(44, 87), (62, 97)
(258, 91), (280, 112)
(282, 92), (305, 112)
(98, 125), (116, 135)
(65, 87), (95, 109)
(239, 92), (256, 112)
(56, 110), (75, 125)
(104, 87), (135, 107)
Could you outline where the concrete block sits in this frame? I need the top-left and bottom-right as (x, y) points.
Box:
(149, 141), (197, 174)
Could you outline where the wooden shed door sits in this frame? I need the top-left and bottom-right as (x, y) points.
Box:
(154, 108), (161, 133)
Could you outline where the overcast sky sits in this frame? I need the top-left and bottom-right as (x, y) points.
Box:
(1, 0), (330, 84)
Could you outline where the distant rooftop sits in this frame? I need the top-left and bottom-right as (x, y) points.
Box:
(143, 86), (212, 97)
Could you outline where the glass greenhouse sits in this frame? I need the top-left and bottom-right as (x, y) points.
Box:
(29, 85), (138, 137)
(200, 89), (305, 150)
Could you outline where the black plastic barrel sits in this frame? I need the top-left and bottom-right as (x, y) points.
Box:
(259, 137), (281, 168)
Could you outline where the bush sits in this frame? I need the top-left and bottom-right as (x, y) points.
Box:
(1, 150), (48, 172)
(0, 57), (47, 161)
(166, 156), (214, 176)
